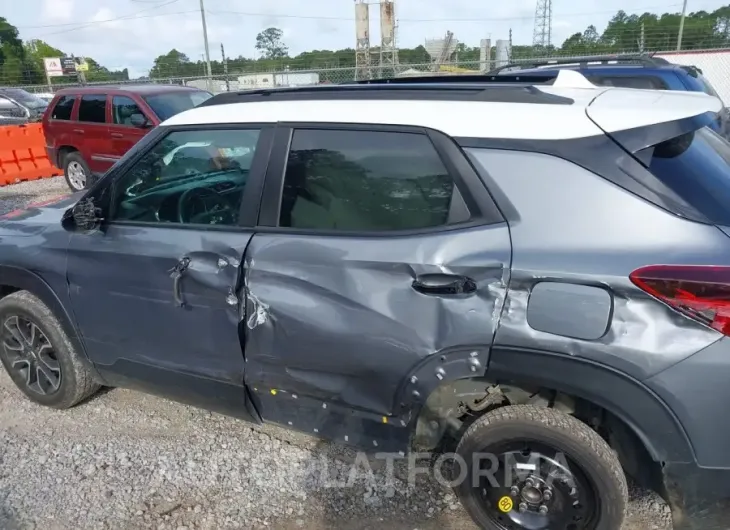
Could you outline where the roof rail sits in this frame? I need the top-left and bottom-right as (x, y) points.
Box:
(353, 73), (558, 85)
(487, 53), (670, 75)
(198, 77), (576, 108)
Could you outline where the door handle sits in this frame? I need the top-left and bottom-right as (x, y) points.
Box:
(111, 133), (124, 138)
(412, 274), (477, 295)
(73, 129), (85, 134)
(168, 257), (191, 307)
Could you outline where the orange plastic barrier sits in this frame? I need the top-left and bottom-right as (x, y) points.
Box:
(0, 124), (62, 187)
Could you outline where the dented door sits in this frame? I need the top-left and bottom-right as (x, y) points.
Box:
(243, 228), (510, 416)
(242, 124), (511, 418)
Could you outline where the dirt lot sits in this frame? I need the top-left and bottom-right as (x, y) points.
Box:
(0, 178), (673, 530)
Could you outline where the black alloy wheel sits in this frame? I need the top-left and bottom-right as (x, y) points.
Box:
(1, 314), (61, 395)
(0, 291), (101, 409)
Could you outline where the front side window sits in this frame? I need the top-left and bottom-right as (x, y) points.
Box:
(143, 91), (212, 121)
(112, 96), (146, 126)
(111, 128), (261, 226)
(279, 129), (465, 231)
(78, 95), (107, 123)
(51, 95), (75, 120)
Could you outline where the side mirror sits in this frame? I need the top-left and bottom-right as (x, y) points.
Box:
(66, 198), (104, 233)
(130, 113), (151, 128)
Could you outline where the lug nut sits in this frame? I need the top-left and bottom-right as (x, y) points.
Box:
(539, 505), (548, 515)
(518, 502), (528, 513)
(543, 489), (552, 501)
(525, 478), (535, 488)
(569, 487), (578, 497)
(510, 486), (520, 497)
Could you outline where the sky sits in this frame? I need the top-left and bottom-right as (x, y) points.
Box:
(3, 0), (729, 77)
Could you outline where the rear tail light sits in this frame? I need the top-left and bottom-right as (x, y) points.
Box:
(630, 265), (730, 336)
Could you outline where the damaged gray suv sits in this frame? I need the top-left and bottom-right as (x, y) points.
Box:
(1, 70), (729, 530)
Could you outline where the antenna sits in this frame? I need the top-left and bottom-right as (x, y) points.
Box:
(532, 0), (552, 48)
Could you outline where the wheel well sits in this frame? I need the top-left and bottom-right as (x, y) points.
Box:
(0, 285), (20, 300)
(414, 378), (665, 494)
(57, 146), (78, 167)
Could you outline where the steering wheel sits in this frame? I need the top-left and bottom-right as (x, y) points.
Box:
(177, 187), (236, 225)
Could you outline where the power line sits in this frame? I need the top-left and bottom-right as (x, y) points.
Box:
(204, 3), (693, 24)
(18, 0), (182, 30)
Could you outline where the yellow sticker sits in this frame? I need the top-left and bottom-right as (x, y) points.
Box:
(497, 496), (513, 513)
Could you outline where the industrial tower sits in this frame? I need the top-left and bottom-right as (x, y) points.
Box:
(355, 0), (371, 80)
(532, 0), (552, 48)
(379, 0), (399, 77)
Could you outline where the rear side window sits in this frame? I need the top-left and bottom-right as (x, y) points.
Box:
(278, 129), (468, 231)
(51, 96), (75, 120)
(588, 75), (666, 89)
(78, 95), (107, 123)
(639, 127), (730, 225)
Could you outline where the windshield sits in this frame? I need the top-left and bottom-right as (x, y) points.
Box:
(2, 89), (48, 110)
(639, 126), (730, 225)
(143, 91), (212, 121)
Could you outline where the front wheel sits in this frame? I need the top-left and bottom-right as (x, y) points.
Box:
(454, 405), (627, 530)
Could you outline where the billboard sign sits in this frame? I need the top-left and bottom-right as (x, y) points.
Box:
(43, 57), (64, 77)
(74, 58), (89, 72)
(60, 57), (78, 75)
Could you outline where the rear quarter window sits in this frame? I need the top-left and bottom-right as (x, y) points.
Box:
(51, 96), (75, 120)
(638, 126), (730, 225)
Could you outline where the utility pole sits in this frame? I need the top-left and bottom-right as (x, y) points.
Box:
(199, 0), (213, 90)
(221, 43), (229, 92)
(677, 0), (688, 51)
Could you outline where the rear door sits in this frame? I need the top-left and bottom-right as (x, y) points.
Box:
(243, 124), (511, 422)
(108, 94), (153, 162)
(76, 94), (112, 173)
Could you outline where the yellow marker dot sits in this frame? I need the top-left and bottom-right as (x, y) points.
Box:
(382, 416), (388, 424)
(270, 389), (277, 395)
(497, 496), (513, 513)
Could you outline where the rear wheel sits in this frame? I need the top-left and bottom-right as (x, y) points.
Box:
(63, 151), (90, 191)
(454, 405), (627, 530)
(0, 291), (100, 408)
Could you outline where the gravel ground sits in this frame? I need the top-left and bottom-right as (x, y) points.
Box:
(0, 178), (674, 530)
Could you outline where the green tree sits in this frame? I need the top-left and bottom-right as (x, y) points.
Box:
(255, 27), (288, 59)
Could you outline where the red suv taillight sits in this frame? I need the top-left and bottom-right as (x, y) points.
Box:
(630, 265), (730, 336)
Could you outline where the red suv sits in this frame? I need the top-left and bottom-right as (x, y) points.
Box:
(43, 85), (212, 191)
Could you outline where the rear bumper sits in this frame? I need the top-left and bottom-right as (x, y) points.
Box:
(645, 337), (730, 528)
(664, 463), (730, 530)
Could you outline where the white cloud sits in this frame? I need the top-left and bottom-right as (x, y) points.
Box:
(41, 0), (75, 22)
(10, 0), (730, 78)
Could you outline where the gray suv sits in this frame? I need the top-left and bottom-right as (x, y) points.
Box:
(0, 70), (727, 530)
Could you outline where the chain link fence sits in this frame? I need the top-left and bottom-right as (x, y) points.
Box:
(12, 49), (730, 97)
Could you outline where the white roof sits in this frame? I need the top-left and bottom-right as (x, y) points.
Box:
(162, 70), (723, 141)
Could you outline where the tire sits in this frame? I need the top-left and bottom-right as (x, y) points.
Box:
(453, 405), (628, 530)
(0, 291), (100, 409)
(63, 151), (91, 192)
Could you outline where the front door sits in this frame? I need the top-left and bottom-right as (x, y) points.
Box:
(66, 124), (272, 418)
(244, 125), (511, 421)
(108, 94), (153, 164)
